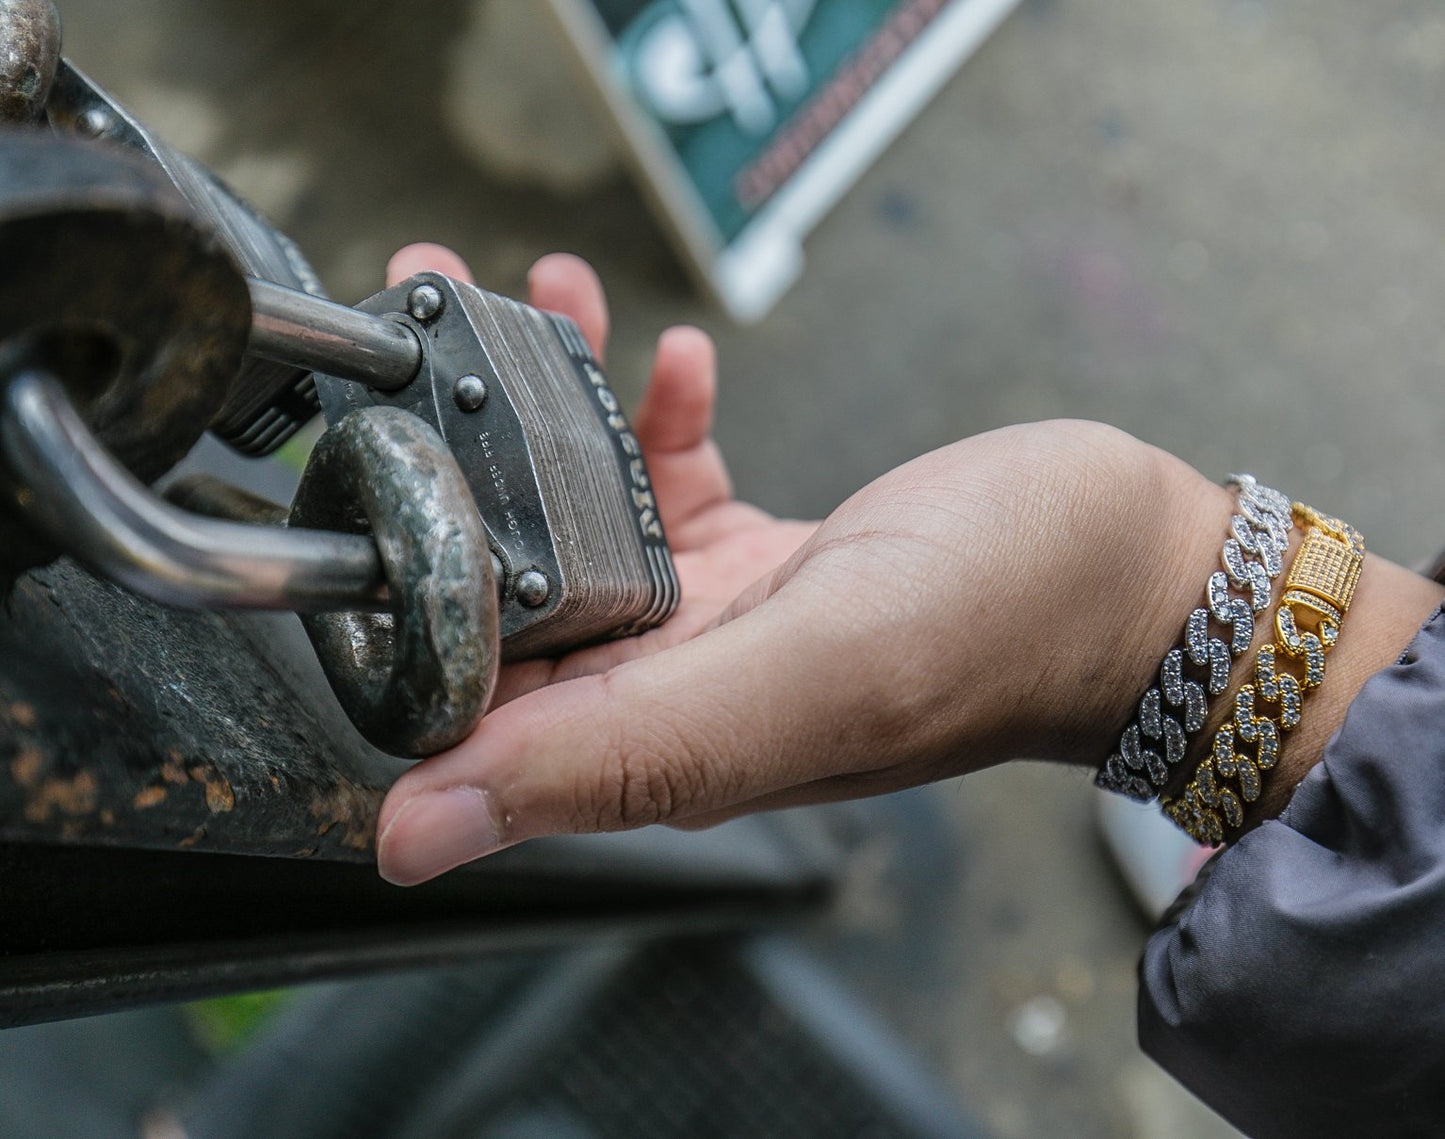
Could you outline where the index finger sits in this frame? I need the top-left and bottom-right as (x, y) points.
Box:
(527, 253), (610, 364)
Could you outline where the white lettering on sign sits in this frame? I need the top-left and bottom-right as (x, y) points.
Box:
(626, 0), (820, 136)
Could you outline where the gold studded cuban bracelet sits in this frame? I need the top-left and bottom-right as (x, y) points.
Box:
(1162, 504), (1365, 846)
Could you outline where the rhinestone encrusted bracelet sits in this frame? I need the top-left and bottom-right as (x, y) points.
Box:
(1095, 475), (1292, 801)
(1163, 503), (1364, 845)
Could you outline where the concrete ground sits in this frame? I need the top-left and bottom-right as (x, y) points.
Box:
(18, 0), (1445, 1135)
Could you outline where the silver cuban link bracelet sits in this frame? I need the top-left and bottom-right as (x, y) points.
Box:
(1095, 475), (1293, 802)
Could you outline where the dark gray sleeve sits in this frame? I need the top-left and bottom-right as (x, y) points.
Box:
(1139, 603), (1445, 1139)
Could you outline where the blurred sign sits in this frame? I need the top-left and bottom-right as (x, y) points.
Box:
(544, 0), (1021, 321)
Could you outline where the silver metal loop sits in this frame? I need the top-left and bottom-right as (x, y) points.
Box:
(290, 406), (500, 758)
(1, 372), (386, 609)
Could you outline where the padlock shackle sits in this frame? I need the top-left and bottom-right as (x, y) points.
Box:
(1, 371), (388, 611)
(247, 278), (422, 393)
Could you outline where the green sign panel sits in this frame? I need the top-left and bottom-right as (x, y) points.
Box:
(548, 0), (1020, 318)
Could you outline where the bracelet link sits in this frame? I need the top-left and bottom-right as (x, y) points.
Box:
(1162, 502), (1364, 846)
(1095, 476), (1291, 802)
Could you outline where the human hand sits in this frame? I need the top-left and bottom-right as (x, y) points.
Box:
(376, 249), (1445, 886)
(374, 253), (1232, 883)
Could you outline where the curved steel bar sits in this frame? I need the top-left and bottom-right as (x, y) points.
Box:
(1, 372), (387, 611)
(291, 406), (499, 756)
(248, 279), (421, 392)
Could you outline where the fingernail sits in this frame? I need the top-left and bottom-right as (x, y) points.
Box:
(376, 787), (501, 886)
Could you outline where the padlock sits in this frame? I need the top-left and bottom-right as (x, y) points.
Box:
(0, 3), (682, 756)
(315, 272), (679, 661)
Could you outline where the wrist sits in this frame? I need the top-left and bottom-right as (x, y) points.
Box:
(1091, 464), (1445, 835)
(1058, 449), (1240, 770)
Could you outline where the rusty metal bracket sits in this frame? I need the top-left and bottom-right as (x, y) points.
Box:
(0, 132), (252, 578)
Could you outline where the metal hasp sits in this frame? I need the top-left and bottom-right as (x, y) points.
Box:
(167, 407), (501, 755)
(289, 406), (499, 757)
(0, 132), (380, 608)
(0, 132), (253, 579)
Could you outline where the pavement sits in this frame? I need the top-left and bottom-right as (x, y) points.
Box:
(9, 0), (1445, 1134)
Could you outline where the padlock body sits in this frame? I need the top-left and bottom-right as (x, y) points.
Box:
(315, 273), (679, 659)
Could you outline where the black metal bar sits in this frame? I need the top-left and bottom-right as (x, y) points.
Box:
(0, 560), (835, 1026)
(0, 840), (828, 1028)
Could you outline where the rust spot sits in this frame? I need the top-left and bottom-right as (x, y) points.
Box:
(9, 745), (44, 787)
(293, 845), (319, 858)
(133, 785), (167, 810)
(308, 782), (385, 852)
(8, 702), (36, 728)
(99, 807), (117, 826)
(23, 768), (98, 823)
(178, 825), (207, 848)
(203, 778), (235, 814)
(269, 774), (281, 791)
(169, 758), (237, 814)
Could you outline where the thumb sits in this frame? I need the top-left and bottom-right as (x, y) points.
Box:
(374, 585), (880, 885)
